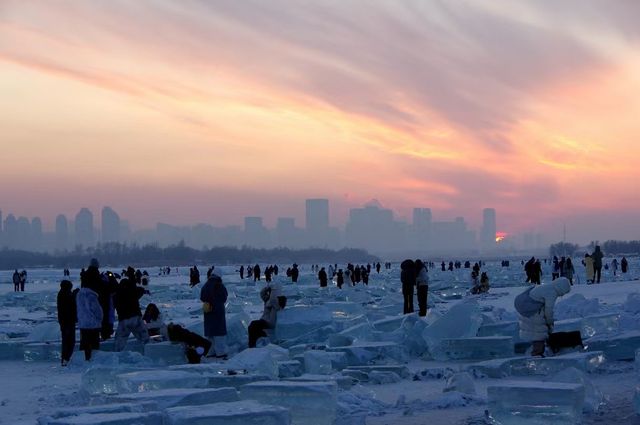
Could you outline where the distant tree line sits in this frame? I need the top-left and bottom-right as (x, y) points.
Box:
(0, 241), (379, 270)
(601, 240), (640, 255)
(549, 242), (580, 257)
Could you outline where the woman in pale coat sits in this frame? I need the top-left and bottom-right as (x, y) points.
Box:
(76, 282), (103, 361)
(584, 253), (595, 284)
(518, 277), (571, 356)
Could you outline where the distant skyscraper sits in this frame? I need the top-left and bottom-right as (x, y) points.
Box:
(3, 214), (17, 248)
(16, 216), (31, 250)
(276, 217), (297, 248)
(413, 208), (432, 229)
(481, 208), (497, 249)
(75, 208), (95, 248)
(244, 216), (269, 248)
(305, 199), (330, 247)
(101, 206), (121, 243)
(412, 208), (432, 250)
(31, 217), (43, 251)
(55, 214), (69, 251)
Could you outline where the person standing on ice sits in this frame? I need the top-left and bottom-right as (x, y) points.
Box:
(291, 263), (299, 283)
(516, 277), (571, 357)
(611, 258), (619, 277)
(12, 269), (20, 292)
(318, 267), (328, 287)
(76, 259), (104, 361)
(57, 280), (78, 366)
(621, 257), (629, 274)
(584, 253), (595, 284)
(592, 245), (604, 283)
(401, 259), (416, 314)
(113, 278), (150, 351)
(561, 258), (575, 285)
(415, 260), (429, 317)
(253, 264), (261, 282)
(336, 269), (345, 289)
(200, 272), (228, 358)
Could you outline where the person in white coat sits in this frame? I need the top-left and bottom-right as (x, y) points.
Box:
(518, 277), (571, 356)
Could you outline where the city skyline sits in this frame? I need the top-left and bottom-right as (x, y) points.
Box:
(1, 199), (554, 255)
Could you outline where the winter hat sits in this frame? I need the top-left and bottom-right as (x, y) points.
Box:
(89, 258), (100, 268)
(553, 277), (571, 296)
(60, 280), (72, 290)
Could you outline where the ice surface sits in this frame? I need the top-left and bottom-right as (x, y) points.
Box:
(23, 342), (61, 362)
(468, 351), (605, 379)
(585, 331), (640, 360)
(38, 402), (158, 425)
(304, 350), (347, 374)
(488, 381), (585, 425)
(443, 372), (476, 395)
(44, 411), (164, 425)
(434, 336), (513, 361)
(240, 380), (337, 425)
(112, 387), (238, 408)
(344, 365), (410, 379)
(550, 367), (603, 413)
(0, 340), (24, 360)
(116, 369), (269, 393)
(275, 305), (333, 340)
(164, 400), (290, 425)
(476, 321), (521, 341)
(326, 342), (407, 365)
(143, 341), (186, 365)
(327, 334), (353, 347)
(555, 294), (600, 320)
(367, 370), (402, 384)
(338, 322), (374, 341)
(27, 321), (62, 342)
(623, 293), (640, 314)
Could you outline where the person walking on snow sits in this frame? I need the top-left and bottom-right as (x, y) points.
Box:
(200, 272), (228, 358)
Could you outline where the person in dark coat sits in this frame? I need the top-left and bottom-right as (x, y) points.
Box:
(291, 264), (299, 283)
(415, 260), (429, 316)
(336, 269), (344, 289)
(248, 286), (285, 348)
(77, 259), (104, 361)
(253, 264), (261, 282)
(592, 245), (604, 283)
(57, 280), (78, 366)
(621, 257), (629, 274)
(167, 323), (212, 364)
(239, 265), (244, 280)
(200, 273), (228, 358)
(318, 267), (328, 287)
(12, 270), (20, 292)
(98, 272), (118, 341)
(401, 259), (416, 314)
(114, 278), (150, 351)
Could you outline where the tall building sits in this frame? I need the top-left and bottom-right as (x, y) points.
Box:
(55, 214), (69, 251)
(101, 206), (121, 243)
(412, 208), (432, 250)
(481, 208), (497, 250)
(305, 199), (330, 247)
(16, 216), (31, 250)
(3, 214), (17, 248)
(276, 217), (298, 248)
(31, 217), (43, 251)
(75, 208), (95, 248)
(345, 202), (396, 253)
(244, 216), (269, 248)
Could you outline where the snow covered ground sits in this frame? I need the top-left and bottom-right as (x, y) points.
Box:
(0, 258), (639, 424)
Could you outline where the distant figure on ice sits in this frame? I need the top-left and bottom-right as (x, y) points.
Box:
(592, 245), (604, 283)
(57, 280), (78, 366)
(336, 269), (344, 289)
(290, 264), (299, 283)
(77, 259), (104, 361)
(584, 253), (595, 284)
(611, 258), (619, 277)
(376, 262), (381, 273)
(552, 256), (560, 280)
(441, 261), (446, 272)
(561, 258), (575, 285)
(248, 286), (286, 348)
(401, 259), (416, 314)
(253, 264), (261, 282)
(114, 278), (150, 351)
(189, 266), (200, 287)
(524, 257), (535, 283)
(472, 272), (490, 294)
(515, 277), (571, 356)
(415, 259), (429, 317)
(12, 269), (20, 292)
(621, 257), (629, 274)
(239, 265), (244, 280)
(318, 267), (328, 287)
(200, 272), (228, 359)
(531, 260), (542, 285)
(98, 271), (118, 341)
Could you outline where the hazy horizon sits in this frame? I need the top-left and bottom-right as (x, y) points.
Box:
(2, 1), (640, 246)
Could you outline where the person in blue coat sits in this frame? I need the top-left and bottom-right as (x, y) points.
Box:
(200, 272), (228, 358)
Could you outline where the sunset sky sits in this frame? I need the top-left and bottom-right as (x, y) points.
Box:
(1, 1), (639, 243)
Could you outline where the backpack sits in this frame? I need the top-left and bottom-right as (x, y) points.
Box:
(514, 286), (544, 317)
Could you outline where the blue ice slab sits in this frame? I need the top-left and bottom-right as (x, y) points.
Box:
(116, 370), (270, 393)
(164, 400), (290, 425)
(278, 360), (303, 378)
(44, 411), (164, 425)
(0, 340), (24, 360)
(344, 364), (410, 379)
(112, 387), (238, 409)
(275, 305), (333, 340)
(488, 381), (585, 425)
(304, 350), (348, 374)
(435, 336), (513, 361)
(143, 342), (186, 365)
(37, 402), (158, 425)
(468, 351), (605, 379)
(477, 321), (522, 342)
(240, 380), (337, 425)
(326, 342), (408, 365)
(585, 331), (640, 360)
(23, 342), (61, 362)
